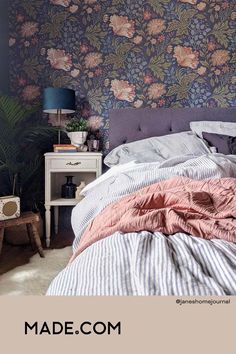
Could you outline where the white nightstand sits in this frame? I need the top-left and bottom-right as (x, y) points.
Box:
(44, 152), (102, 247)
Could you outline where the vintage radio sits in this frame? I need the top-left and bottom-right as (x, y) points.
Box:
(0, 196), (20, 221)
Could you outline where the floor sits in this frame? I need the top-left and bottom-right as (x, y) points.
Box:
(0, 207), (75, 275)
(0, 226), (74, 276)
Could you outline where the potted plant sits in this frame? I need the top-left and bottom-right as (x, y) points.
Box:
(0, 95), (56, 244)
(65, 118), (88, 147)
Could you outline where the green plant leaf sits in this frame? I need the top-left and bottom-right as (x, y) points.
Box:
(0, 96), (37, 128)
(65, 118), (88, 132)
(0, 95), (55, 197)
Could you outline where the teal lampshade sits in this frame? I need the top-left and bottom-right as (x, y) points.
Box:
(43, 87), (76, 114)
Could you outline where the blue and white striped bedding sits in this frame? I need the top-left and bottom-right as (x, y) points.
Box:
(47, 154), (236, 296)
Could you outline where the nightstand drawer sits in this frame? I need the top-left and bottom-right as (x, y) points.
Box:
(50, 158), (97, 170)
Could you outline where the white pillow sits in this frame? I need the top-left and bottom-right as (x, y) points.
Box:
(190, 121), (236, 138)
(104, 131), (210, 167)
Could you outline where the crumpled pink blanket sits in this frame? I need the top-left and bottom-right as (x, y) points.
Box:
(70, 176), (236, 262)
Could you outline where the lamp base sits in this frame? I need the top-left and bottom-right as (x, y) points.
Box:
(58, 128), (61, 145)
(57, 109), (62, 145)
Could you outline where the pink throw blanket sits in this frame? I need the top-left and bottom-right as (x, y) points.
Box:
(70, 177), (236, 262)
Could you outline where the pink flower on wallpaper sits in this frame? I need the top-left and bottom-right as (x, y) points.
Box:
(47, 48), (72, 71)
(69, 5), (78, 13)
(180, 0), (197, 4)
(133, 99), (143, 108)
(48, 113), (69, 127)
(80, 44), (89, 53)
(22, 85), (40, 101)
(133, 35), (143, 44)
(109, 15), (135, 38)
(16, 14), (24, 22)
(50, 0), (71, 7)
(71, 69), (80, 77)
(9, 38), (16, 47)
(207, 41), (216, 51)
(143, 74), (153, 84)
(21, 22), (39, 37)
(94, 68), (102, 76)
(211, 50), (230, 66)
(143, 10), (152, 20)
(148, 83), (166, 100)
(110, 79), (135, 102)
(197, 2), (206, 11)
(231, 76), (236, 84)
(197, 66), (207, 75)
(231, 12), (236, 20)
(173, 46), (199, 69)
(147, 19), (165, 36)
(88, 116), (103, 131)
(18, 77), (27, 86)
(85, 0), (97, 4)
(84, 52), (103, 69)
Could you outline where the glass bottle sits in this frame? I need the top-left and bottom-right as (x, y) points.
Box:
(61, 176), (76, 199)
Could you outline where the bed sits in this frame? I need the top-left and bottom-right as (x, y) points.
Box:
(47, 107), (236, 296)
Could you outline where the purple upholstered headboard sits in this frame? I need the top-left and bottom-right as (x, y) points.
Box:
(109, 107), (236, 150)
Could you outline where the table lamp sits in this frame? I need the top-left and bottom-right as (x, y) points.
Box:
(43, 87), (76, 144)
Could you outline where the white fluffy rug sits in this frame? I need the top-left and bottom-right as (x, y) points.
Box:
(0, 247), (72, 296)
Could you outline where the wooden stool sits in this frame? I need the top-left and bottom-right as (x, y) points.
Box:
(0, 212), (45, 258)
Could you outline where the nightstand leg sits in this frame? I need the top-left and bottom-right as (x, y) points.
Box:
(45, 205), (51, 248)
(54, 206), (59, 235)
(0, 228), (4, 256)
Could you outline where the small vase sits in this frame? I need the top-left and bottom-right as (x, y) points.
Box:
(61, 176), (76, 199)
(67, 131), (88, 146)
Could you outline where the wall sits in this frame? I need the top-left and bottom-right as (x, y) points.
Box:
(0, 0), (9, 94)
(8, 0), (236, 151)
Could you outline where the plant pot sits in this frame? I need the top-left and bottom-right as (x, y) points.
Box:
(5, 213), (44, 245)
(67, 131), (88, 146)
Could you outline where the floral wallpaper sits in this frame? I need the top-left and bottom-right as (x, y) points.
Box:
(9, 0), (236, 151)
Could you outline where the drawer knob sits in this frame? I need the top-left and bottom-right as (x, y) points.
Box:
(66, 161), (81, 166)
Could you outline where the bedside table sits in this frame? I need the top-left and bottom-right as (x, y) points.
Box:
(44, 152), (102, 247)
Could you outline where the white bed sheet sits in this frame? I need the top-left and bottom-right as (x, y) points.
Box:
(47, 153), (236, 296)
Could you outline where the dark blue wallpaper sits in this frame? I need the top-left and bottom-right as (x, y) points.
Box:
(8, 0), (236, 151)
(0, 0), (9, 94)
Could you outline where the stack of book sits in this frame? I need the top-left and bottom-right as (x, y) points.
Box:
(53, 144), (77, 153)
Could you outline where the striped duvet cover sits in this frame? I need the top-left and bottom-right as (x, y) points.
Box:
(47, 154), (236, 296)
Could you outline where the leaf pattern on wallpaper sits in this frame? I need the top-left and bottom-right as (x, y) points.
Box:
(8, 0), (236, 151)
(166, 8), (198, 36)
(51, 74), (73, 88)
(87, 88), (109, 115)
(212, 21), (235, 48)
(41, 12), (70, 39)
(22, 58), (44, 81)
(167, 71), (198, 101)
(149, 54), (171, 81)
(147, 0), (170, 16)
(85, 24), (107, 50)
(104, 41), (134, 69)
(20, 0), (44, 19)
(212, 85), (235, 107)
